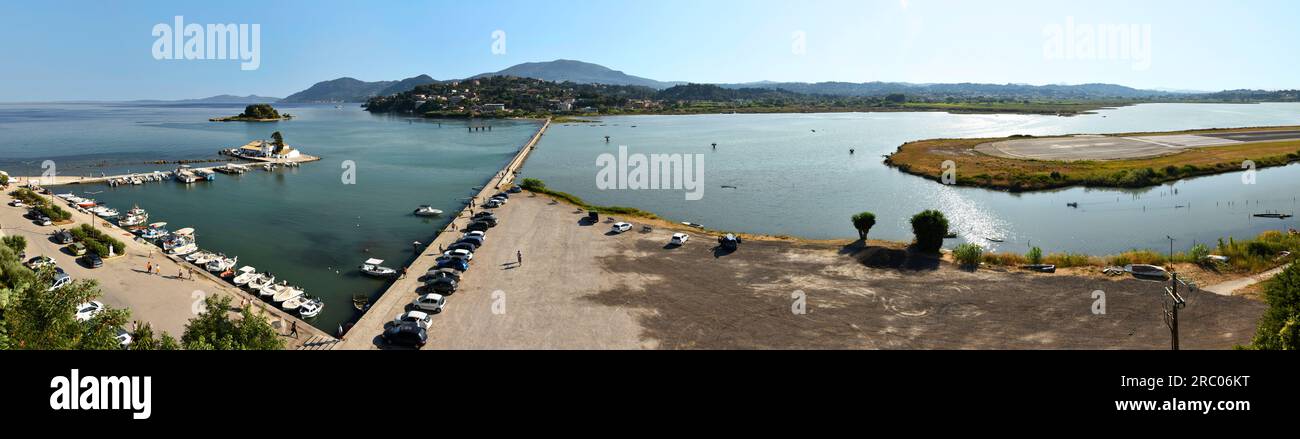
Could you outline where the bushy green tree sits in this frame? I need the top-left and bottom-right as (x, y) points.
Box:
(2, 235), (26, 254)
(1027, 246), (1044, 265)
(520, 178), (546, 192)
(271, 131), (285, 148)
(128, 322), (181, 350)
(910, 210), (950, 253)
(851, 212), (877, 240)
(182, 295), (285, 350)
(3, 273), (128, 350)
(1249, 264), (1300, 350)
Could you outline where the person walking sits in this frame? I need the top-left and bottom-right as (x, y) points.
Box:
(145, 261), (152, 274)
(516, 250), (522, 267)
(290, 321), (298, 338)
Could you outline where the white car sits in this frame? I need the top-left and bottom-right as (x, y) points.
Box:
(49, 273), (72, 291)
(462, 231), (486, 241)
(441, 249), (473, 261)
(409, 293), (447, 314)
(611, 222), (632, 233)
(670, 233), (690, 246)
(484, 199), (503, 208)
(489, 196), (508, 204)
(75, 301), (105, 322)
(393, 311), (433, 329)
(115, 328), (133, 348)
(9, 200), (25, 207)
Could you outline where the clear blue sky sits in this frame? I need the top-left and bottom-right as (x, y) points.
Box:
(2, 0), (1297, 101)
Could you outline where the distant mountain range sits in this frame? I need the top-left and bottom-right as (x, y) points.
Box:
(279, 75), (439, 103)
(269, 59), (1294, 104)
(470, 59), (681, 90)
(133, 94), (281, 104)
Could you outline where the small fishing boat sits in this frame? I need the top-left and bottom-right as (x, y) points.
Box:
(93, 207), (119, 218)
(206, 255), (237, 273)
(260, 281), (286, 300)
(169, 243), (198, 256)
(281, 295), (307, 312)
(139, 223), (170, 240)
(1021, 264), (1057, 273)
(119, 206), (149, 227)
(413, 205), (444, 217)
(1253, 213), (1295, 219)
(1125, 264), (1170, 280)
(298, 297), (324, 318)
(248, 273), (275, 290)
(681, 222), (704, 229)
(272, 285), (305, 304)
(75, 199), (97, 208)
(360, 258), (399, 277)
(189, 251), (216, 265)
(232, 266), (258, 286)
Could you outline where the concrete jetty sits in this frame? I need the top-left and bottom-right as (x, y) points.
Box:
(337, 118), (549, 349)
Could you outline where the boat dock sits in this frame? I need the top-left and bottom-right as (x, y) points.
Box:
(337, 118), (549, 349)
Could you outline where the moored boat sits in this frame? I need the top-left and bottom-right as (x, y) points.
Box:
(413, 205), (444, 217)
(272, 285), (305, 304)
(232, 266), (258, 286)
(248, 273), (275, 291)
(297, 297), (324, 318)
(360, 258), (398, 277)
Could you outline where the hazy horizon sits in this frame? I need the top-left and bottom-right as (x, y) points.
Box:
(3, 0), (1298, 101)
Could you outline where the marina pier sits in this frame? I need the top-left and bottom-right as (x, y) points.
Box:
(338, 118), (549, 349)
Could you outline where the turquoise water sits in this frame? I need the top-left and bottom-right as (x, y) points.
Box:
(1, 103), (539, 332)
(524, 103), (1300, 255)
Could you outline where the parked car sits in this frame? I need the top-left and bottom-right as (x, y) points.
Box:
(423, 268), (462, 282)
(718, 234), (742, 250)
(587, 211), (599, 223)
(392, 311), (434, 329)
(69, 242), (87, 256)
(75, 301), (105, 322)
(53, 229), (73, 244)
(462, 231), (486, 241)
(115, 328), (133, 348)
(382, 323), (428, 348)
(49, 272), (72, 291)
(611, 222), (632, 233)
(85, 252), (103, 268)
(25, 255), (55, 270)
(426, 277), (458, 295)
(436, 258), (469, 272)
(493, 192), (510, 199)
(466, 221), (491, 232)
(508, 185), (523, 194)
(447, 242), (476, 253)
(471, 212), (497, 221)
(37, 216), (52, 226)
(490, 195), (508, 204)
(484, 199), (503, 208)
(9, 200), (25, 207)
(670, 233), (690, 246)
(441, 249), (473, 261)
(409, 293), (447, 314)
(453, 238), (482, 250)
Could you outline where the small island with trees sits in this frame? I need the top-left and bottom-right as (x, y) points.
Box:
(210, 104), (294, 122)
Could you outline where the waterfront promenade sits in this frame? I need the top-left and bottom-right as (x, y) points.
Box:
(0, 190), (333, 349)
(338, 118), (550, 349)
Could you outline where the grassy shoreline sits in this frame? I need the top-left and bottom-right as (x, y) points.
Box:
(884, 125), (1300, 192)
(520, 179), (1297, 279)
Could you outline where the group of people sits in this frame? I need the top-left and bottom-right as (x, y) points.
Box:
(142, 260), (194, 280)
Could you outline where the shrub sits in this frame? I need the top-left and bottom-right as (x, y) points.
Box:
(520, 178), (547, 192)
(983, 252), (1026, 266)
(1248, 264), (1300, 350)
(1108, 249), (1167, 267)
(1189, 243), (1211, 264)
(910, 210), (949, 253)
(1026, 246), (1043, 265)
(1045, 252), (1098, 268)
(2, 235), (26, 253)
(953, 243), (983, 268)
(851, 212), (877, 240)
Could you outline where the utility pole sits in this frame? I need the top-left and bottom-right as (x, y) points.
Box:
(1164, 273), (1187, 351)
(1166, 235), (1175, 262)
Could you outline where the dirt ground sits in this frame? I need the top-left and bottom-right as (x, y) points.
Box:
(414, 193), (1264, 350)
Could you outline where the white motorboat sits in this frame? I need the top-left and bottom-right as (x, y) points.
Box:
(93, 207), (119, 218)
(260, 281), (286, 299)
(168, 243), (198, 256)
(297, 297), (324, 318)
(188, 251), (215, 265)
(248, 273), (275, 290)
(359, 258), (398, 277)
(119, 206), (149, 227)
(139, 225), (169, 240)
(206, 255), (237, 273)
(413, 205), (444, 217)
(272, 285), (305, 304)
(232, 266), (258, 286)
(281, 295), (307, 312)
